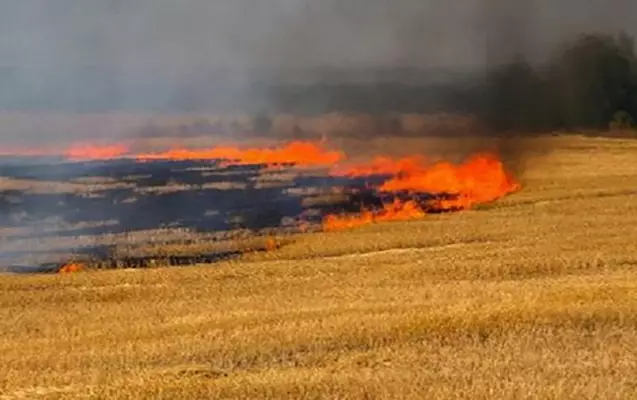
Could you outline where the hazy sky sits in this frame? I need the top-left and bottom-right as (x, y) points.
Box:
(1, 0), (636, 71)
(0, 0), (635, 140)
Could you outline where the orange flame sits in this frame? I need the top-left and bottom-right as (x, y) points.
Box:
(64, 143), (130, 161)
(0, 138), (519, 232)
(380, 153), (520, 209)
(0, 143), (131, 160)
(331, 155), (427, 177)
(1, 140), (343, 167)
(324, 153), (520, 231)
(265, 236), (278, 251)
(323, 199), (426, 231)
(58, 262), (85, 274)
(135, 141), (344, 167)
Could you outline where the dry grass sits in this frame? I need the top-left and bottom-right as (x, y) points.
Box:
(1, 135), (637, 399)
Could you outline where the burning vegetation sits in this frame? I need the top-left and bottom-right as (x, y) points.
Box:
(0, 141), (520, 238)
(325, 153), (519, 230)
(0, 136), (520, 273)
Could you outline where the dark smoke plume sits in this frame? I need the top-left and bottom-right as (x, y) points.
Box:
(471, 0), (637, 177)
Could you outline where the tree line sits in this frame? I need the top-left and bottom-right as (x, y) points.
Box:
(480, 32), (637, 132)
(2, 31), (634, 136)
(258, 32), (637, 134)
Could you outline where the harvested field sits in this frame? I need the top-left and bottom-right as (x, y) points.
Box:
(0, 135), (637, 398)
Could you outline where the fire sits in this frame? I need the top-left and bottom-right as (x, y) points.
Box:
(0, 143), (131, 160)
(380, 153), (520, 210)
(323, 199), (425, 231)
(265, 236), (278, 251)
(58, 262), (85, 274)
(324, 153), (520, 230)
(135, 141), (344, 167)
(0, 137), (520, 233)
(331, 155), (427, 177)
(1, 140), (344, 167)
(64, 143), (130, 161)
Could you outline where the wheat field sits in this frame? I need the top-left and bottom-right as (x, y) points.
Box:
(1, 135), (637, 399)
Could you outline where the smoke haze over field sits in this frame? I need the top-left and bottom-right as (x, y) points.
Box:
(0, 1), (635, 118)
(2, 1), (636, 70)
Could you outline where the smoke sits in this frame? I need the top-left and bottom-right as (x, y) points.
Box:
(0, 1), (636, 161)
(476, 0), (636, 177)
(1, 2), (635, 112)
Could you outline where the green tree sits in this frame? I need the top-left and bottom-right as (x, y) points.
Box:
(481, 32), (637, 132)
(547, 32), (637, 130)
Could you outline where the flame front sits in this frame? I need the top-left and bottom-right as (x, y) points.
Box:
(331, 155), (428, 177)
(325, 153), (520, 230)
(135, 141), (344, 167)
(380, 153), (520, 209)
(65, 143), (130, 161)
(0, 138), (520, 232)
(0, 140), (344, 167)
(323, 199), (426, 231)
(58, 262), (85, 274)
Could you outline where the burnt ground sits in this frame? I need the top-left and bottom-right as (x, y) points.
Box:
(0, 157), (384, 272)
(0, 158), (377, 233)
(0, 156), (459, 273)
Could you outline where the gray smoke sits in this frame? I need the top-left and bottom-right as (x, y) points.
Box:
(0, 0), (635, 144)
(3, 1), (634, 68)
(481, 0), (637, 65)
